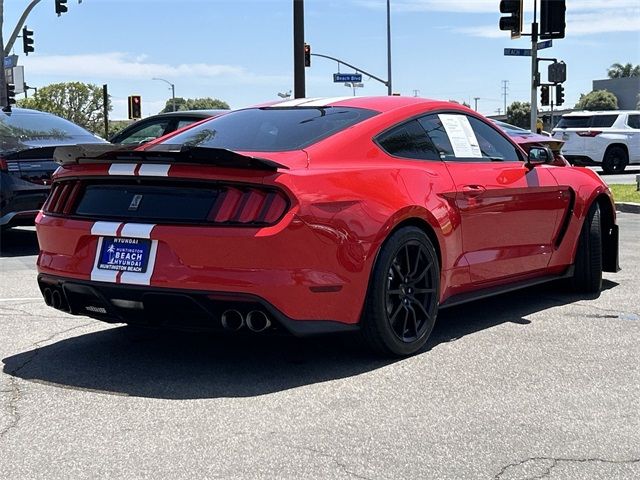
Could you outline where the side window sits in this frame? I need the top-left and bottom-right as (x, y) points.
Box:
(176, 119), (198, 130)
(417, 115), (456, 160)
(627, 115), (640, 129)
(466, 116), (521, 161)
(591, 115), (618, 128)
(119, 121), (170, 145)
(376, 119), (440, 160)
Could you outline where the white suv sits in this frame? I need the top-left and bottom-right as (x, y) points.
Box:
(552, 111), (640, 174)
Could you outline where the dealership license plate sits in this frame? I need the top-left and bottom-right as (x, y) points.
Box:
(97, 237), (151, 273)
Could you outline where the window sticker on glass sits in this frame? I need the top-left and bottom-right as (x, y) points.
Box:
(438, 114), (482, 158)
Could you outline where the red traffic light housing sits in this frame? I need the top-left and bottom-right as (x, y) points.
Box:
(304, 43), (311, 68)
(499, 0), (523, 40)
(128, 95), (142, 119)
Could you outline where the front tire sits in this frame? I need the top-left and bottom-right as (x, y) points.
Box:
(571, 203), (603, 293)
(602, 146), (628, 174)
(361, 227), (440, 357)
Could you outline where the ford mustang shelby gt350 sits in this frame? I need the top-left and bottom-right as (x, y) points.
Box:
(36, 96), (619, 356)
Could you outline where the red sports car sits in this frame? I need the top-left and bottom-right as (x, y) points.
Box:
(36, 96), (619, 356)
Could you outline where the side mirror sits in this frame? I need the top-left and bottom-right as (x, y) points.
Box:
(526, 146), (553, 169)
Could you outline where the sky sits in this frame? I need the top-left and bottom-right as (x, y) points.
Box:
(4, 0), (639, 120)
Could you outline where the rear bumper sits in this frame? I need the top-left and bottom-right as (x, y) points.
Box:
(36, 212), (374, 327)
(37, 274), (359, 336)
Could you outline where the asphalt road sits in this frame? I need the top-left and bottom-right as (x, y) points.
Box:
(587, 166), (640, 186)
(1, 217), (638, 480)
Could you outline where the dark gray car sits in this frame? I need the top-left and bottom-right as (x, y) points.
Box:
(0, 108), (106, 229)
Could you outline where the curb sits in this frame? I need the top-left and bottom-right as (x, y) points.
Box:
(616, 202), (640, 214)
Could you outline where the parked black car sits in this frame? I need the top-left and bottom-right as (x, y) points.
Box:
(109, 109), (228, 145)
(1, 108), (107, 229)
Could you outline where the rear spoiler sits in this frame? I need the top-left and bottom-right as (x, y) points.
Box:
(53, 144), (289, 171)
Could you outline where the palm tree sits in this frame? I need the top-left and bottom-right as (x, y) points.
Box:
(607, 63), (640, 78)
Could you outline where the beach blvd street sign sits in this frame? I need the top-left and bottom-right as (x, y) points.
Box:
(334, 73), (363, 83)
(504, 40), (553, 57)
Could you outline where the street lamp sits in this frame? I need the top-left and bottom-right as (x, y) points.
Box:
(152, 77), (176, 112)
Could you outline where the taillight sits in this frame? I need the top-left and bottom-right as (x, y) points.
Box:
(208, 187), (288, 225)
(0, 157), (7, 173)
(576, 131), (602, 137)
(43, 181), (83, 215)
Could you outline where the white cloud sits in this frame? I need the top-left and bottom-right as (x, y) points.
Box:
(21, 52), (246, 80)
(456, 8), (640, 38)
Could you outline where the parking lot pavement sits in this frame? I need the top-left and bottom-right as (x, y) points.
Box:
(1, 216), (638, 480)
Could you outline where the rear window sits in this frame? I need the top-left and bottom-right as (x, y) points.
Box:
(162, 107), (379, 152)
(556, 114), (619, 129)
(556, 116), (592, 128)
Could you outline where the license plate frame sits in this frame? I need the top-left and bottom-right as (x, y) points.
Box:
(97, 236), (152, 273)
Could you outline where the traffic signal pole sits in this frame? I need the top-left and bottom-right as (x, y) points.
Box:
(293, 0), (305, 99)
(530, 1), (538, 132)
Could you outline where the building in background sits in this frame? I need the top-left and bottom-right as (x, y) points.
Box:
(592, 77), (640, 110)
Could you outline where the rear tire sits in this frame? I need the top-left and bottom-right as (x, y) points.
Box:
(602, 146), (628, 174)
(361, 227), (440, 357)
(570, 203), (602, 294)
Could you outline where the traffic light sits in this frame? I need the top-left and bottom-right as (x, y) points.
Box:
(128, 95), (142, 119)
(55, 0), (68, 16)
(499, 0), (523, 39)
(22, 27), (34, 55)
(6, 84), (16, 110)
(541, 85), (550, 106)
(540, 0), (566, 40)
(556, 85), (565, 106)
(304, 43), (311, 68)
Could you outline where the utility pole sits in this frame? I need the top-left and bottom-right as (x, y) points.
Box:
(474, 97), (480, 111)
(501, 80), (509, 113)
(293, 0), (305, 98)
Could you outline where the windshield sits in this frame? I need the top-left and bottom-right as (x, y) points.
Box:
(0, 109), (101, 153)
(161, 106), (379, 152)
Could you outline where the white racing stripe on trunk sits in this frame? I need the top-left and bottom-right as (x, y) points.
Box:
(138, 164), (170, 177)
(91, 221), (122, 237)
(119, 223), (155, 239)
(90, 237), (118, 283)
(108, 163), (137, 176)
(120, 240), (158, 286)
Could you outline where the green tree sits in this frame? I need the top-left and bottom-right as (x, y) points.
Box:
(506, 101), (531, 129)
(17, 82), (110, 134)
(159, 97), (229, 113)
(607, 62), (640, 79)
(575, 90), (618, 111)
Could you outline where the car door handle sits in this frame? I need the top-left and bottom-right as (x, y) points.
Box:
(461, 185), (486, 197)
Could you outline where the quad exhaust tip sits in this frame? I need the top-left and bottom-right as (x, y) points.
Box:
(246, 310), (272, 333)
(43, 288), (53, 307)
(221, 309), (244, 331)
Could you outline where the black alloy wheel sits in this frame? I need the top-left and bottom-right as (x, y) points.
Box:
(362, 227), (440, 357)
(602, 145), (628, 174)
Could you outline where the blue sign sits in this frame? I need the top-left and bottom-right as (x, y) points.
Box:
(333, 73), (363, 83)
(538, 40), (553, 50)
(504, 48), (532, 57)
(98, 237), (151, 273)
(4, 55), (18, 69)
